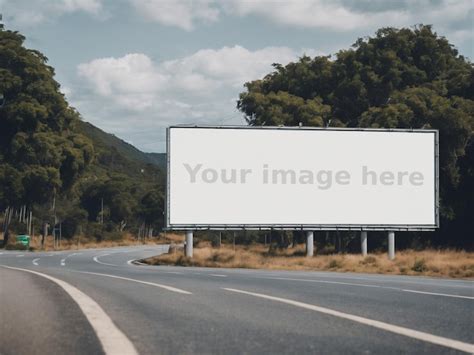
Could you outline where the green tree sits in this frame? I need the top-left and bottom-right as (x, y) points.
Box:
(238, 25), (474, 248)
(0, 29), (94, 209)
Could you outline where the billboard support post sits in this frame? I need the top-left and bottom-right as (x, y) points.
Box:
(185, 231), (193, 258)
(388, 231), (395, 260)
(306, 231), (314, 257)
(361, 231), (367, 256)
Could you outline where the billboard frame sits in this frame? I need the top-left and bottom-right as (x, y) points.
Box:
(166, 125), (439, 231)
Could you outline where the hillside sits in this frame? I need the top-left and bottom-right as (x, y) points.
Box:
(76, 121), (166, 170)
(0, 27), (166, 245)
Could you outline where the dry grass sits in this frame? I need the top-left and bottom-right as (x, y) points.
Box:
(1, 232), (186, 251)
(144, 244), (474, 279)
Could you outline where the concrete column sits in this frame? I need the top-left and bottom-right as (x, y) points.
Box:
(361, 231), (367, 256)
(185, 231), (193, 258)
(306, 231), (314, 257)
(388, 231), (395, 260)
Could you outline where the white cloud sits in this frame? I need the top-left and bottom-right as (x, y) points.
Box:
(162, 46), (297, 90)
(0, 0), (103, 26)
(129, 0), (219, 31)
(75, 45), (312, 151)
(77, 46), (301, 111)
(127, 0), (472, 33)
(126, 0), (473, 49)
(224, 1), (405, 31)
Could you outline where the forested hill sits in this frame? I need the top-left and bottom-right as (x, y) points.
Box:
(76, 121), (166, 170)
(0, 27), (165, 245)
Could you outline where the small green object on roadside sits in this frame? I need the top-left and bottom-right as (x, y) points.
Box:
(15, 235), (30, 247)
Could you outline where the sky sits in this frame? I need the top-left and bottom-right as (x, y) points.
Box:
(1, 0), (473, 152)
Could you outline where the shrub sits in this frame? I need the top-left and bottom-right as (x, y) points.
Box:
(360, 256), (377, 265)
(412, 258), (427, 272)
(328, 259), (343, 268)
(5, 243), (28, 250)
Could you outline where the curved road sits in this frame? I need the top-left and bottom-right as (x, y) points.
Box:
(1, 246), (473, 354)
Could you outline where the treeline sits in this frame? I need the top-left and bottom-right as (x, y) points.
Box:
(0, 28), (165, 247)
(1, 25), (473, 251)
(238, 25), (473, 249)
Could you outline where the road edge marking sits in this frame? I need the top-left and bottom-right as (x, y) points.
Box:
(127, 259), (148, 266)
(93, 254), (119, 267)
(257, 276), (473, 299)
(402, 289), (474, 300)
(75, 270), (192, 295)
(0, 265), (138, 355)
(223, 287), (474, 353)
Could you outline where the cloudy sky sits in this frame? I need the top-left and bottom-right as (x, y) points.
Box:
(1, 0), (473, 152)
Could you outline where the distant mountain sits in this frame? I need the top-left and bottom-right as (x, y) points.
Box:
(76, 121), (166, 170)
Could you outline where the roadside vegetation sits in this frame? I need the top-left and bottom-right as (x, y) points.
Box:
(1, 24), (472, 256)
(3, 232), (184, 252)
(144, 241), (474, 279)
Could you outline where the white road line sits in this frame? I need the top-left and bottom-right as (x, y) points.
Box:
(402, 289), (474, 300)
(258, 276), (383, 289)
(257, 276), (472, 300)
(210, 274), (228, 277)
(223, 287), (474, 354)
(297, 274), (474, 289)
(16, 254), (24, 257)
(126, 259), (149, 266)
(61, 253), (81, 267)
(93, 254), (119, 267)
(75, 271), (192, 294)
(32, 258), (40, 266)
(260, 273), (474, 288)
(126, 259), (183, 273)
(0, 265), (138, 355)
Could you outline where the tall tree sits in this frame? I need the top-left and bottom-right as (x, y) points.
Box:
(0, 28), (94, 245)
(0, 28), (94, 210)
(238, 25), (474, 248)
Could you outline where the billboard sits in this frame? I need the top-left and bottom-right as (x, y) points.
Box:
(166, 126), (438, 231)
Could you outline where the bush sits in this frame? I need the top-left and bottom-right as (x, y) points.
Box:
(328, 259), (343, 268)
(412, 258), (427, 272)
(5, 243), (28, 250)
(360, 256), (377, 265)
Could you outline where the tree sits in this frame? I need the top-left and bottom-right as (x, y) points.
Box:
(0, 28), (94, 209)
(137, 189), (164, 231)
(238, 25), (474, 248)
(0, 27), (95, 246)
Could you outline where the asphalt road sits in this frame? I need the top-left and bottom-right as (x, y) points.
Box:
(1, 246), (473, 355)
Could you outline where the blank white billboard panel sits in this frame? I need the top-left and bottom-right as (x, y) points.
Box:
(167, 126), (438, 230)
